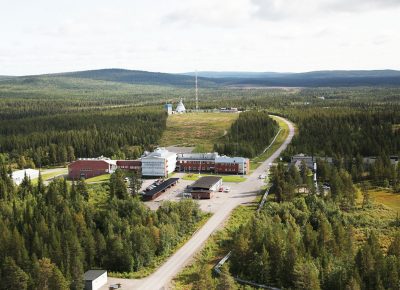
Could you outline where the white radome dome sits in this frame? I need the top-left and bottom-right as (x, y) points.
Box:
(176, 98), (186, 113)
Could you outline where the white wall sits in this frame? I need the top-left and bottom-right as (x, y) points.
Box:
(12, 169), (39, 185)
(141, 158), (167, 177)
(166, 154), (177, 174)
(91, 272), (107, 290)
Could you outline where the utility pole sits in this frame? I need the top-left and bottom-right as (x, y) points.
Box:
(195, 70), (198, 112)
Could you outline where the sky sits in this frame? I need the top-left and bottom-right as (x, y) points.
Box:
(1, 0), (400, 75)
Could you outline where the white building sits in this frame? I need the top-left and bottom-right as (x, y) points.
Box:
(176, 98), (186, 113)
(141, 148), (177, 177)
(83, 270), (107, 290)
(11, 169), (40, 185)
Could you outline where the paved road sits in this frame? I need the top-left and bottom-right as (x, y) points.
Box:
(101, 116), (295, 290)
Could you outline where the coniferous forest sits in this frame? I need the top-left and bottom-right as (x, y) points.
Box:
(214, 111), (279, 158)
(3, 73), (400, 289)
(0, 166), (203, 289)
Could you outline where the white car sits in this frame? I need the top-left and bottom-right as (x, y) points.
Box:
(224, 187), (230, 192)
(258, 174), (266, 179)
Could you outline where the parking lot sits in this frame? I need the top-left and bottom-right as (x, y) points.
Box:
(142, 173), (245, 213)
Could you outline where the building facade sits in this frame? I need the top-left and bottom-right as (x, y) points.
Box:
(141, 148), (177, 177)
(83, 270), (107, 290)
(11, 169), (40, 185)
(176, 153), (218, 172)
(187, 176), (223, 199)
(68, 158), (117, 180)
(164, 104), (172, 115)
(215, 156), (250, 174)
(116, 160), (142, 171)
(176, 153), (249, 175)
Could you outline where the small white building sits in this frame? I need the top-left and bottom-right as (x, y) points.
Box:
(164, 104), (173, 115)
(11, 169), (39, 185)
(83, 270), (107, 290)
(141, 148), (177, 177)
(176, 98), (186, 113)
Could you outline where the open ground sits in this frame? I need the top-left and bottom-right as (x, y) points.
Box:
(159, 112), (239, 152)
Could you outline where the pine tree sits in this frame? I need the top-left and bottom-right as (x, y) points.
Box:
(293, 260), (320, 290)
(217, 264), (236, 290)
(194, 261), (214, 290)
(1, 257), (29, 290)
(109, 169), (128, 199)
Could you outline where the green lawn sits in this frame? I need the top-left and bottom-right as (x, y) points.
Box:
(32, 167), (68, 185)
(182, 173), (246, 183)
(159, 112), (239, 152)
(250, 115), (290, 170)
(85, 174), (111, 183)
(41, 168), (68, 180)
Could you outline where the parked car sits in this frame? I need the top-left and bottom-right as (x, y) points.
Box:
(224, 187), (230, 193)
(258, 174), (266, 179)
(219, 187), (224, 192)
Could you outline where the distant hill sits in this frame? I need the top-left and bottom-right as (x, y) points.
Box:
(0, 76), (15, 80)
(185, 70), (400, 87)
(2, 69), (400, 88)
(55, 68), (218, 88)
(182, 71), (291, 79)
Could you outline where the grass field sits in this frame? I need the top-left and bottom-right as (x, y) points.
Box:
(159, 112), (239, 152)
(250, 115), (290, 170)
(85, 174), (111, 183)
(172, 202), (258, 289)
(182, 173), (246, 183)
(31, 167), (68, 185)
(346, 187), (400, 250)
(41, 168), (68, 181)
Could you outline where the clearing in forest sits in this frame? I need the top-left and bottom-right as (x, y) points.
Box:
(159, 112), (239, 152)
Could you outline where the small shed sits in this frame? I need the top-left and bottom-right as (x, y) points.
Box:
(188, 176), (222, 199)
(83, 270), (107, 290)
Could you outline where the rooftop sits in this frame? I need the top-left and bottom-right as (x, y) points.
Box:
(215, 156), (248, 163)
(83, 270), (107, 281)
(77, 156), (117, 165)
(142, 148), (176, 159)
(190, 176), (222, 189)
(177, 153), (219, 161)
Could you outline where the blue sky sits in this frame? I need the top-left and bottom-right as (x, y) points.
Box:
(1, 0), (400, 75)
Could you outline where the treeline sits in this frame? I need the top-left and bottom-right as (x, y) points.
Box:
(316, 156), (400, 192)
(214, 111), (279, 158)
(0, 166), (204, 289)
(288, 110), (400, 157)
(270, 161), (356, 210)
(0, 108), (166, 167)
(230, 195), (400, 289)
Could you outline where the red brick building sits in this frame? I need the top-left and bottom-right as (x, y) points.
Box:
(116, 160), (142, 171)
(68, 158), (117, 180)
(176, 153), (218, 173)
(68, 158), (141, 180)
(176, 153), (250, 175)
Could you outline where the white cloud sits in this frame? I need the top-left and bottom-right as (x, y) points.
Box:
(251, 0), (400, 21)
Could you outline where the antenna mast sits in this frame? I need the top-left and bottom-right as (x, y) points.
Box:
(195, 70), (198, 112)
